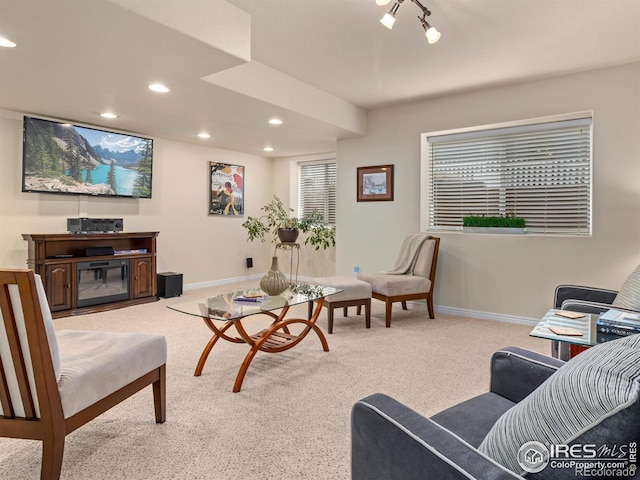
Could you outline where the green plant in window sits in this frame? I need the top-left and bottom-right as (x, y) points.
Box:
(463, 213), (526, 228)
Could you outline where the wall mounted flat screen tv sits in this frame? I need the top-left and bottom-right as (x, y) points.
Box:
(22, 116), (153, 198)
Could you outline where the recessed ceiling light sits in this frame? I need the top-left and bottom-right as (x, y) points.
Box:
(268, 118), (283, 125)
(263, 146), (274, 152)
(0, 37), (16, 48)
(100, 112), (118, 119)
(197, 132), (211, 139)
(148, 83), (170, 93)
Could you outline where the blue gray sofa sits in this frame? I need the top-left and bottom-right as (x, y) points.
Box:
(351, 338), (640, 479)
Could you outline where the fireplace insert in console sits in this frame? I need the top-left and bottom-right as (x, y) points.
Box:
(77, 259), (130, 308)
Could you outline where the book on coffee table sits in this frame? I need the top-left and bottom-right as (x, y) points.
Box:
(548, 325), (584, 336)
(554, 310), (585, 319)
(234, 291), (270, 303)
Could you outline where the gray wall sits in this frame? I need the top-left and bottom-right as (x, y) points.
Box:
(336, 62), (640, 320)
(0, 110), (276, 286)
(0, 110), (336, 286)
(3, 62), (638, 317)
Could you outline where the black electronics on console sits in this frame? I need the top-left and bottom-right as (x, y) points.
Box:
(67, 218), (124, 233)
(85, 246), (115, 257)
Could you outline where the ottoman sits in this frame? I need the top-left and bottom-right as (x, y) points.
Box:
(309, 276), (372, 333)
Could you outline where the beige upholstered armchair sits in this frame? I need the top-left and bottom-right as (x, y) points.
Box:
(0, 269), (167, 480)
(358, 234), (439, 327)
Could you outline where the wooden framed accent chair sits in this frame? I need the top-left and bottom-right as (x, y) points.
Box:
(352, 339), (640, 479)
(0, 269), (167, 480)
(358, 234), (439, 327)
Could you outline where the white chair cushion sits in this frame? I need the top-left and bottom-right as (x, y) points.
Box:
(34, 274), (62, 382)
(57, 330), (167, 418)
(412, 239), (436, 279)
(314, 276), (372, 303)
(0, 275), (61, 417)
(358, 272), (430, 297)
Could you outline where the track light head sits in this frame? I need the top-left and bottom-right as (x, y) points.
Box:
(378, 0), (441, 44)
(380, 1), (402, 29)
(421, 19), (441, 44)
(380, 12), (396, 29)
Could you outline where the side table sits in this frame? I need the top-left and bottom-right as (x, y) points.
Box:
(530, 309), (597, 359)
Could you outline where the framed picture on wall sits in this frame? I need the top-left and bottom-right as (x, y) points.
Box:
(209, 162), (244, 216)
(357, 164), (394, 202)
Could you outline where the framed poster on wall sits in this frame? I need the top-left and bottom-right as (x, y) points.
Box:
(209, 162), (244, 216)
(357, 164), (394, 202)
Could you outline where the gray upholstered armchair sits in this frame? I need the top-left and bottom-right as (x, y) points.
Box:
(352, 340), (640, 479)
(554, 264), (640, 315)
(553, 266), (640, 358)
(554, 284), (620, 314)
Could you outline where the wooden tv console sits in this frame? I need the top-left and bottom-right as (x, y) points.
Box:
(22, 232), (159, 318)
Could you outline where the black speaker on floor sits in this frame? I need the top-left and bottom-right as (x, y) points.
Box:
(157, 272), (183, 298)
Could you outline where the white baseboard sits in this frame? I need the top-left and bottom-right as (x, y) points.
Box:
(184, 273), (315, 291)
(407, 300), (539, 326)
(184, 276), (539, 327)
(434, 305), (539, 326)
(184, 274), (262, 291)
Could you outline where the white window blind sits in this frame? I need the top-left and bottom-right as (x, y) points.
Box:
(426, 116), (592, 235)
(299, 160), (336, 224)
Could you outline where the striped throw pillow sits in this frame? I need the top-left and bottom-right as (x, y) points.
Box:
(478, 335), (640, 475)
(612, 264), (640, 311)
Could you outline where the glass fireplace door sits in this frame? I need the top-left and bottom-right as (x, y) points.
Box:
(76, 259), (130, 307)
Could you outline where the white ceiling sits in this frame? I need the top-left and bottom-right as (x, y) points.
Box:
(1, 0), (639, 158)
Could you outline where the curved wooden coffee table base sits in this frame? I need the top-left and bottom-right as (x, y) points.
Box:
(195, 298), (329, 392)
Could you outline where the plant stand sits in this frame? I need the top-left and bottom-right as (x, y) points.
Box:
(275, 242), (300, 285)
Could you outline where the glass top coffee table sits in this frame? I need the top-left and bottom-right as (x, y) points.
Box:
(168, 285), (340, 392)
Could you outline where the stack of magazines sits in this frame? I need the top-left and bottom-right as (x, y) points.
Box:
(233, 290), (270, 303)
(596, 309), (640, 342)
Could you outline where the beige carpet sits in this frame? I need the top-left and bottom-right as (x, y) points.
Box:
(0, 281), (550, 479)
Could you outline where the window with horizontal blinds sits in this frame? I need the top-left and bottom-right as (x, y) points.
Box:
(298, 160), (336, 224)
(425, 116), (592, 235)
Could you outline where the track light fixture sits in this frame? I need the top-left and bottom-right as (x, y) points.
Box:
(378, 0), (441, 44)
(380, 1), (401, 29)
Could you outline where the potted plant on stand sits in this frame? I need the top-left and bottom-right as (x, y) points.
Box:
(242, 195), (336, 295)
